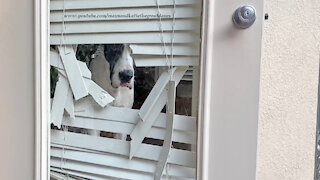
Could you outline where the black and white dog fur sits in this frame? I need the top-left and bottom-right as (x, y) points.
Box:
(90, 44), (135, 108)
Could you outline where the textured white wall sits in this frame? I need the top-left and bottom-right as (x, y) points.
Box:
(0, 0), (35, 180)
(257, 0), (320, 179)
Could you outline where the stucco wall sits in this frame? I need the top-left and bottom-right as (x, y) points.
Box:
(0, 0), (35, 179)
(257, 0), (320, 179)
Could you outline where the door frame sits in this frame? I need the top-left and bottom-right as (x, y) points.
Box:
(35, 0), (49, 179)
(197, 0), (264, 179)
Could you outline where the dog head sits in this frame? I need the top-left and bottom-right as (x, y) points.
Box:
(103, 44), (135, 89)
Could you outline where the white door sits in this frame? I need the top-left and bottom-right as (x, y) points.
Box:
(198, 0), (264, 179)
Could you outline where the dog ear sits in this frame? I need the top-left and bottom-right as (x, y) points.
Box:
(103, 44), (126, 79)
(133, 57), (136, 70)
(126, 44), (133, 54)
(103, 44), (124, 63)
(124, 44), (136, 70)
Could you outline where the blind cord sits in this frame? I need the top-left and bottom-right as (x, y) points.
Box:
(60, 0), (68, 55)
(155, 0), (176, 80)
(170, 0), (176, 80)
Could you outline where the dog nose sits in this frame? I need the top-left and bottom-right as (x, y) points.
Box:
(119, 70), (133, 82)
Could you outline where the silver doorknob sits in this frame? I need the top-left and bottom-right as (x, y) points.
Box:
(232, 5), (256, 29)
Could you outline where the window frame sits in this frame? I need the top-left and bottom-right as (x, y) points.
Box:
(34, 0), (264, 179)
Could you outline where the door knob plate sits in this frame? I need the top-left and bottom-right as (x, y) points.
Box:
(232, 5), (256, 29)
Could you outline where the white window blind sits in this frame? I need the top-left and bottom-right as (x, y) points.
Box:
(50, 0), (202, 179)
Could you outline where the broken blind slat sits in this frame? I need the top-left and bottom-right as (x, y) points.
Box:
(58, 46), (88, 100)
(51, 74), (69, 128)
(51, 50), (92, 79)
(154, 81), (176, 180)
(74, 97), (197, 132)
(130, 67), (188, 159)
